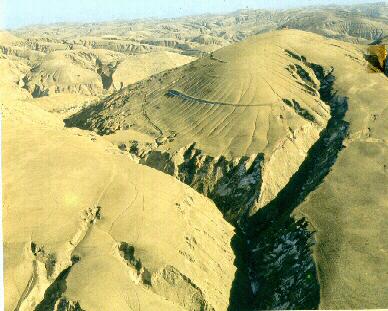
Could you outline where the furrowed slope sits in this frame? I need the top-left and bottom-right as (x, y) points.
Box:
(67, 29), (388, 309)
(263, 31), (388, 309)
(66, 30), (333, 220)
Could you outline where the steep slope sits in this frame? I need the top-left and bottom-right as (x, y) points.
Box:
(66, 29), (332, 222)
(254, 31), (388, 309)
(1, 86), (236, 310)
(67, 29), (388, 309)
(24, 50), (110, 97)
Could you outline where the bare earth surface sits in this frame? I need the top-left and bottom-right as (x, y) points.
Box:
(1, 2), (388, 310)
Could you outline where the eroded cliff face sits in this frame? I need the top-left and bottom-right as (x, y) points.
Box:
(123, 143), (264, 223)
(122, 119), (325, 226)
(116, 54), (349, 310)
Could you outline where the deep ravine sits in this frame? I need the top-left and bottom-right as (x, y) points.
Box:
(232, 61), (349, 310)
(128, 59), (349, 310)
(63, 54), (350, 310)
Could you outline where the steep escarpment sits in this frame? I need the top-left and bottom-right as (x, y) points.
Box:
(64, 31), (354, 310)
(245, 63), (349, 310)
(128, 143), (264, 223)
(65, 30), (333, 227)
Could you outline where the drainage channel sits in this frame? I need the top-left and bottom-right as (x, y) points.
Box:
(228, 62), (349, 310)
(118, 60), (349, 310)
(64, 53), (349, 310)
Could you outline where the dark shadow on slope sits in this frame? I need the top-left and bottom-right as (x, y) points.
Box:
(228, 58), (349, 310)
(140, 143), (264, 224)
(227, 228), (254, 311)
(64, 101), (106, 132)
(246, 101), (348, 309)
(96, 59), (116, 90)
(364, 54), (385, 73)
(364, 45), (387, 74)
(35, 256), (83, 311)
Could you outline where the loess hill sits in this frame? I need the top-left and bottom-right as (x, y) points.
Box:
(67, 29), (388, 309)
(1, 3), (388, 311)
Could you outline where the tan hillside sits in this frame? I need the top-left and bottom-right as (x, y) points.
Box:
(66, 29), (333, 220)
(0, 31), (24, 45)
(112, 51), (195, 90)
(2, 3), (388, 310)
(67, 29), (388, 309)
(24, 51), (105, 97)
(1, 95), (236, 311)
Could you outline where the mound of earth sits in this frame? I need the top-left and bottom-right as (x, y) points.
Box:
(66, 29), (333, 221)
(111, 51), (195, 90)
(24, 51), (104, 97)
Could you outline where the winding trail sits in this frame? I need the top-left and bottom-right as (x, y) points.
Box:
(166, 89), (271, 107)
